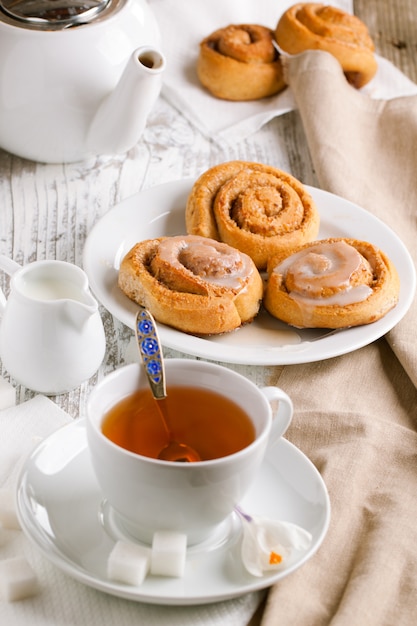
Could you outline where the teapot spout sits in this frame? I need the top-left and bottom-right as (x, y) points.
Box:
(87, 47), (166, 156)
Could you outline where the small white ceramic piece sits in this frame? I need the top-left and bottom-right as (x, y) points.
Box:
(86, 360), (293, 545)
(0, 256), (106, 394)
(0, 376), (16, 410)
(0, 489), (20, 529)
(0, 557), (39, 602)
(0, 0), (165, 163)
(107, 540), (151, 586)
(150, 531), (187, 578)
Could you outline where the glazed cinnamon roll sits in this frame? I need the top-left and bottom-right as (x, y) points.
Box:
(264, 238), (400, 328)
(186, 161), (320, 271)
(275, 3), (377, 88)
(197, 24), (286, 100)
(118, 235), (263, 335)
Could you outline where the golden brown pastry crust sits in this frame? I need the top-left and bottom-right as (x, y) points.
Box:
(185, 160), (320, 271)
(197, 24), (286, 101)
(118, 235), (263, 335)
(275, 3), (377, 88)
(263, 237), (400, 328)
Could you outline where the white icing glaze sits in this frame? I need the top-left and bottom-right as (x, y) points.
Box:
(157, 235), (254, 289)
(289, 284), (373, 307)
(274, 240), (373, 306)
(275, 241), (363, 292)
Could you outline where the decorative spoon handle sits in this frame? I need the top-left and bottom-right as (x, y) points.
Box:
(135, 308), (166, 400)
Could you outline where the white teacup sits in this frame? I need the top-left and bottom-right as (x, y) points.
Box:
(86, 360), (293, 545)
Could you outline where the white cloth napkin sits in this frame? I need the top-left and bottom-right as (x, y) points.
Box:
(149, 0), (417, 143)
(0, 396), (262, 625)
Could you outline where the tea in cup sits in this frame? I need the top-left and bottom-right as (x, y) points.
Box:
(86, 360), (293, 545)
(101, 383), (257, 462)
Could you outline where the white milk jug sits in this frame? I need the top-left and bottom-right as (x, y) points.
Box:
(0, 256), (106, 394)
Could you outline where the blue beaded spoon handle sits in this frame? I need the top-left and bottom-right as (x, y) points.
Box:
(134, 308), (201, 463)
(135, 308), (166, 400)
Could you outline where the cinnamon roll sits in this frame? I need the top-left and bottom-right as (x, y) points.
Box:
(197, 24), (286, 101)
(275, 3), (377, 88)
(118, 235), (263, 335)
(186, 161), (320, 271)
(264, 238), (400, 328)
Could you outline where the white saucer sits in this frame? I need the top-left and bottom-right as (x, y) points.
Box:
(16, 419), (330, 606)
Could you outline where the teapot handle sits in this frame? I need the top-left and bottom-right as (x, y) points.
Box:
(0, 255), (21, 313)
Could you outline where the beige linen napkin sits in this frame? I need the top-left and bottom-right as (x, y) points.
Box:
(286, 50), (417, 387)
(0, 396), (263, 625)
(259, 51), (417, 626)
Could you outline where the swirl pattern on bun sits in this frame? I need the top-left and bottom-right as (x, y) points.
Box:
(186, 160), (320, 271)
(264, 238), (400, 328)
(275, 3), (377, 88)
(197, 24), (286, 101)
(118, 235), (263, 335)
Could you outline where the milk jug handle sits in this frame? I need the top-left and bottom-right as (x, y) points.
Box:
(0, 255), (21, 313)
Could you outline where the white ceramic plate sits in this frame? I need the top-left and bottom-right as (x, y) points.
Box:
(16, 419), (330, 606)
(83, 179), (415, 365)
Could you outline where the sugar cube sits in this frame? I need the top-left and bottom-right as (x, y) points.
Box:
(0, 489), (20, 529)
(107, 540), (151, 586)
(150, 531), (187, 578)
(0, 376), (16, 410)
(0, 557), (39, 602)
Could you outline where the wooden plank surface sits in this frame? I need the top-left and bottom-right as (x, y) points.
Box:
(355, 0), (417, 83)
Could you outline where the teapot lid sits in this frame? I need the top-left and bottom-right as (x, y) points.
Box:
(0, 0), (113, 29)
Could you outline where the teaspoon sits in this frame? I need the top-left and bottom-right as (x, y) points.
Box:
(135, 308), (201, 463)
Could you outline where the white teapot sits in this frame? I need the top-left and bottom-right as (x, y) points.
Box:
(0, 0), (165, 163)
(0, 256), (106, 394)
